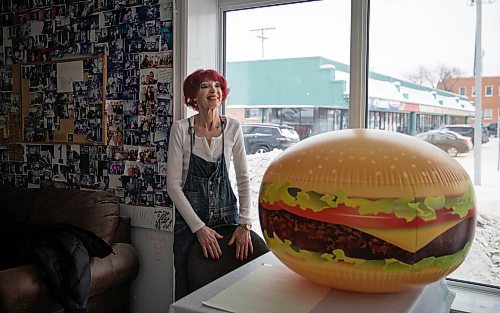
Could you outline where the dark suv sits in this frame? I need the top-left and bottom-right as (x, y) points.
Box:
(484, 123), (498, 137)
(241, 123), (300, 154)
(444, 124), (489, 145)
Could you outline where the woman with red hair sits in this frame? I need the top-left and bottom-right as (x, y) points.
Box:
(167, 69), (253, 300)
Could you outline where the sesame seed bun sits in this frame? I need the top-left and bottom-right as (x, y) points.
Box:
(261, 129), (471, 199)
(274, 244), (462, 293)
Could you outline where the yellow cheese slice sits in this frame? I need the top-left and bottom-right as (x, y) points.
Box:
(353, 219), (462, 253)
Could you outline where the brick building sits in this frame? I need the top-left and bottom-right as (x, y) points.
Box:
(440, 76), (500, 123)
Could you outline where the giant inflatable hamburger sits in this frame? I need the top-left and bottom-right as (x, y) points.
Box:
(259, 129), (476, 293)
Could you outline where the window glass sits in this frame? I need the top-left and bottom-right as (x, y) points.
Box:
(245, 108), (261, 119)
(370, 0), (500, 288)
(224, 0), (351, 140)
(223, 0), (499, 291)
(484, 108), (493, 119)
(485, 85), (493, 96)
(257, 127), (274, 135)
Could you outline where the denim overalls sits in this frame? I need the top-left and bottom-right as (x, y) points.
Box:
(173, 117), (238, 300)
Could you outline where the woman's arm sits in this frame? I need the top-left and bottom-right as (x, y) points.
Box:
(166, 121), (205, 233)
(228, 122), (254, 260)
(230, 121), (252, 225)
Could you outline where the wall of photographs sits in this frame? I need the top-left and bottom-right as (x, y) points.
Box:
(0, 0), (175, 223)
(21, 56), (107, 144)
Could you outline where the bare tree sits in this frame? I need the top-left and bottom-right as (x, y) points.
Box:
(435, 64), (464, 92)
(405, 65), (435, 87)
(404, 64), (464, 90)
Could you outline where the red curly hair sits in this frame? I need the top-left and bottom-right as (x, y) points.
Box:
(182, 69), (230, 111)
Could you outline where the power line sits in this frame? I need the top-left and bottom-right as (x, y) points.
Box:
(250, 27), (276, 58)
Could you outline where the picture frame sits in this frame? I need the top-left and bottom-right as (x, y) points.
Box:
(20, 55), (108, 144)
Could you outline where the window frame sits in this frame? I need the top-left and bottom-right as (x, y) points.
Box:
(218, 0), (368, 128)
(485, 85), (493, 97)
(180, 1), (500, 310)
(484, 108), (493, 119)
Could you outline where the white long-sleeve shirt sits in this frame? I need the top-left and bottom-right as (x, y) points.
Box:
(166, 116), (251, 233)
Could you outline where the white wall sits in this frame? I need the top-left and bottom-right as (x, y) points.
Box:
(175, 0), (219, 121)
(129, 227), (173, 313)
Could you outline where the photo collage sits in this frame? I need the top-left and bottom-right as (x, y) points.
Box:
(22, 57), (105, 143)
(0, 0), (175, 208)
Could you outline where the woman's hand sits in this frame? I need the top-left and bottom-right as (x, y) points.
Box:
(195, 226), (223, 259)
(228, 226), (254, 261)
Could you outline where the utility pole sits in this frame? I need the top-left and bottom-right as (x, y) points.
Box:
(250, 27), (276, 58)
(472, 0), (483, 186)
(468, 0), (496, 185)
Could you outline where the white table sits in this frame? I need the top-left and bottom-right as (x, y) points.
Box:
(169, 252), (455, 313)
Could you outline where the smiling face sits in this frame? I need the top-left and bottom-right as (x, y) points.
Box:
(195, 80), (222, 111)
(183, 69), (229, 111)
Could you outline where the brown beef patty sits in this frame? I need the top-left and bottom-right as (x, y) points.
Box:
(259, 207), (475, 265)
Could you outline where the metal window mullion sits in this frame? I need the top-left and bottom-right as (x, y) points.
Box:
(349, 0), (370, 129)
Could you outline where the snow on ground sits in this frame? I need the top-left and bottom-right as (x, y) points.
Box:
(230, 138), (500, 286)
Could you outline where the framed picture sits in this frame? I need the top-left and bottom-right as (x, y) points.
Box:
(21, 55), (108, 144)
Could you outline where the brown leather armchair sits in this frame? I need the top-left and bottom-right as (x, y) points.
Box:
(0, 186), (140, 313)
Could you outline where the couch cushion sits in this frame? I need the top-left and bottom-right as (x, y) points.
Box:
(0, 185), (40, 227)
(0, 243), (139, 313)
(27, 189), (119, 245)
(88, 243), (139, 297)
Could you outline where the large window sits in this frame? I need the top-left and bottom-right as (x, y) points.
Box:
(369, 0), (500, 289)
(221, 0), (500, 295)
(224, 0), (351, 138)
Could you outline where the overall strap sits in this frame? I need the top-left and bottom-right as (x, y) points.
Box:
(187, 117), (194, 155)
(220, 116), (227, 155)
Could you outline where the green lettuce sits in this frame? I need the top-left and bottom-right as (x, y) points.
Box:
(260, 180), (475, 222)
(265, 231), (471, 272)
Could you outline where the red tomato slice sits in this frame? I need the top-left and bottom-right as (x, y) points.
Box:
(260, 200), (474, 228)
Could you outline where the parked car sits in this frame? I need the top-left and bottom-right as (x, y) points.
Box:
(484, 122), (498, 137)
(444, 124), (489, 145)
(414, 130), (472, 157)
(241, 123), (300, 154)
